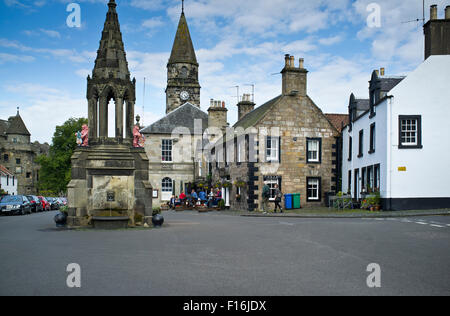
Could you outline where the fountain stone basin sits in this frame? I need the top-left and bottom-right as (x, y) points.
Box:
(92, 216), (130, 229)
(92, 209), (130, 229)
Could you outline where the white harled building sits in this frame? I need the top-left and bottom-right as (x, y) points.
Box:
(342, 6), (450, 210)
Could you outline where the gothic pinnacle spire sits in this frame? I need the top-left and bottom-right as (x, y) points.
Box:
(92, 0), (130, 80)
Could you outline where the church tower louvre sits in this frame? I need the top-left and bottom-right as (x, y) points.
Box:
(166, 2), (201, 114)
(87, 0), (136, 143)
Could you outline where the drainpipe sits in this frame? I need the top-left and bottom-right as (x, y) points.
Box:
(387, 96), (393, 210)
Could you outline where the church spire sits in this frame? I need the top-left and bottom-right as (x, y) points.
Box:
(92, 0), (130, 80)
(168, 3), (198, 65)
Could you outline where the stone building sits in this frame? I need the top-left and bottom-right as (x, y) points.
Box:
(141, 6), (228, 206)
(0, 109), (49, 195)
(210, 55), (340, 211)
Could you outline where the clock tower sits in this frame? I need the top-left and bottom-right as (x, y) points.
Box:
(165, 4), (200, 114)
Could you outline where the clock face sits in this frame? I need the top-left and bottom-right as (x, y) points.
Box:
(180, 90), (190, 101)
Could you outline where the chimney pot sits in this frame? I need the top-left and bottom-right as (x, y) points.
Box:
(430, 5), (438, 20)
(222, 101), (225, 108)
(285, 54), (290, 67)
(445, 6), (450, 19)
(290, 56), (295, 67)
(375, 69), (379, 76)
(299, 58), (304, 69)
(380, 67), (385, 76)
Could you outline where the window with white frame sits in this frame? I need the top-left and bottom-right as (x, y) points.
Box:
(399, 116), (422, 148)
(264, 176), (281, 201)
(307, 177), (321, 201)
(236, 139), (243, 163)
(162, 178), (172, 191)
(266, 136), (279, 162)
(307, 138), (321, 163)
(162, 139), (173, 162)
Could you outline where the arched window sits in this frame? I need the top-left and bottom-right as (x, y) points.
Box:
(161, 177), (173, 201)
(162, 177), (173, 192)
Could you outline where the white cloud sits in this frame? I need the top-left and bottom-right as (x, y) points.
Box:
(0, 53), (35, 64)
(39, 29), (61, 38)
(2, 83), (86, 143)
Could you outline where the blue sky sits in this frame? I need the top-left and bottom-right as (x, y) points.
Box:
(0, 0), (447, 143)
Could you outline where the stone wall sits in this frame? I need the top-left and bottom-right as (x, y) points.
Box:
(211, 94), (339, 211)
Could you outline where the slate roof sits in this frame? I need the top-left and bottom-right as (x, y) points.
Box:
(168, 12), (198, 65)
(6, 113), (30, 136)
(355, 98), (370, 111)
(140, 103), (208, 135)
(233, 95), (283, 129)
(378, 76), (405, 92)
(325, 114), (349, 133)
(0, 119), (9, 137)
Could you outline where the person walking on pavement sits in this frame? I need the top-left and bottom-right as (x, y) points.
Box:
(262, 183), (270, 213)
(273, 184), (283, 213)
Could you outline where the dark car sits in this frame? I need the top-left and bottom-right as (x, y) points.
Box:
(26, 195), (44, 213)
(0, 195), (32, 215)
(46, 197), (60, 210)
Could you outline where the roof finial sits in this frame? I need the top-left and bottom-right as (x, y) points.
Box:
(17, 106), (19, 115)
(182, 0), (184, 14)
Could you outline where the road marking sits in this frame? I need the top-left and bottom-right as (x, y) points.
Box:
(447, 224), (450, 227)
(415, 222), (428, 225)
(279, 221), (294, 226)
(430, 224), (445, 228)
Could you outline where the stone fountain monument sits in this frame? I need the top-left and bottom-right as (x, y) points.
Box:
(67, 0), (152, 228)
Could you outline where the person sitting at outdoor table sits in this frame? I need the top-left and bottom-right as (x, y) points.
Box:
(207, 191), (214, 208)
(173, 196), (182, 207)
(179, 191), (187, 206)
(212, 189), (222, 207)
(199, 190), (207, 205)
(190, 189), (199, 205)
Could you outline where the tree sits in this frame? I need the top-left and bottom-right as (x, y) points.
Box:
(37, 117), (88, 195)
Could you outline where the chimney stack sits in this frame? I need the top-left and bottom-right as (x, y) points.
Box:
(237, 94), (256, 121)
(424, 5), (450, 59)
(208, 99), (228, 134)
(430, 5), (438, 20)
(281, 55), (308, 97)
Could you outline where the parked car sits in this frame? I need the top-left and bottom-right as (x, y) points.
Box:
(38, 196), (51, 211)
(0, 195), (32, 215)
(60, 197), (68, 206)
(46, 197), (60, 210)
(26, 195), (44, 213)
